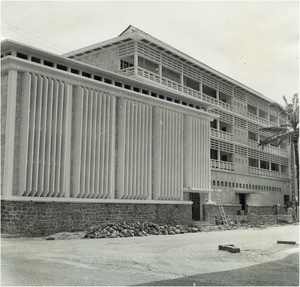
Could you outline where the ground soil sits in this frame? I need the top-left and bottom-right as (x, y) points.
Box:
(1, 224), (299, 286)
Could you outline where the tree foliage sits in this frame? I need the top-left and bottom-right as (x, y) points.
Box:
(258, 93), (299, 204)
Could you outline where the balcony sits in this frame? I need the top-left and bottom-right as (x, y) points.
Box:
(248, 166), (289, 179)
(247, 139), (288, 157)
(119, 67), (234, 112)
(211, 159), (235, 171)
(211, 128), (234, 141)
(247, 112), (271, 126)
(248, 139), (258, 148)
(264, 145), (288, 157)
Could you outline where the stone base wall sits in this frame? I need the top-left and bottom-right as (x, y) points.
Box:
(203, 203), (292, 225)
(246, 205), (287, 215)
(203, 203), (242, 224)
(1, 200), (191, 236)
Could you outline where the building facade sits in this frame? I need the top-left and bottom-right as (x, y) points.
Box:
(1, 26), (291, 234)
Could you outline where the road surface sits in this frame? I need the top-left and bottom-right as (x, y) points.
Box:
(1, 224), (299, 286)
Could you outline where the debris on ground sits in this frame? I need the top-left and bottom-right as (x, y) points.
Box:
(44, 220), (295, 240)
(45, 232), (86, 240)
(82, 222), (229, 239)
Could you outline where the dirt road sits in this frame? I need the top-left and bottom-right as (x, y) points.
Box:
(1, 224), (299, 286)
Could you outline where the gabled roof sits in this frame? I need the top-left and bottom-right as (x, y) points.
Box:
(63, 25), (273, 102)
(119, 25), (138, 36)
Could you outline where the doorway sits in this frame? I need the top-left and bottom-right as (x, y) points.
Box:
(190, 193), (201, 220)
(239, 193), (246, 211)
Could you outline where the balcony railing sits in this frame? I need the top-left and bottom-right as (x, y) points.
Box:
(247, 139), (288, 157)
(119, 67), (135, 77)
(264, 145), (288, 157)
(248, 166), (289, 179)
(119, 67), (234, 112)
(211, 128), (234, 141)
(211, 159), (235, 171)
(247, 112), (271, 127)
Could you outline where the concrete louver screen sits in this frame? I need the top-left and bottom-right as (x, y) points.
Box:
(153, 107), (183, 201)
(72, 87), (115, 199)
(13, 71), (211, 200)
(183, 116), (210, 190)
(117, 98), (152, 200)
(19, 73), (72, 197)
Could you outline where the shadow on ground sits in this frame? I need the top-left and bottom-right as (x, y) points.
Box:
(137, 253), (299, 286)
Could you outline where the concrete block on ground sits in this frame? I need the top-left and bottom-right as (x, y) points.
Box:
(218, 244), (241, 253)
(277, 240), (296, 245)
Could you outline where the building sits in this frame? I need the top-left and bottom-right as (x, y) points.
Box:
(1, 26), (291, 235)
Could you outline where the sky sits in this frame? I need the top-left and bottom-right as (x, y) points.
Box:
(1, 1), (299, 105)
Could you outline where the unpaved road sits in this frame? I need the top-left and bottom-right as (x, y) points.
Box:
(1, 224), (299, 286)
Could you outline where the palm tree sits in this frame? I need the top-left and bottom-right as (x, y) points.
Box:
(258, 94), (299, 213)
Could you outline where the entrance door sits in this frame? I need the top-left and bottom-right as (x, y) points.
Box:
(191, 193), (200, 220)
(239, 193), (246, 211)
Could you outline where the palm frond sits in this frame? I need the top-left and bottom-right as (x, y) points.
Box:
(259, 126), (289, 133)
(258, 132), (292, 147)
(269, 102), (287, 117)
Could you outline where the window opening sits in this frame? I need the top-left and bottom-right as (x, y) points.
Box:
(162, 66), (181, 83)
(202, 85), (217, 98)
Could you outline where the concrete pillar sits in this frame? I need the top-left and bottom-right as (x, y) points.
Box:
(216, 120), (220, 130)
(180, 73), (184, 85)
(3, 69), (18, 196)
(134, 53), (138, 76)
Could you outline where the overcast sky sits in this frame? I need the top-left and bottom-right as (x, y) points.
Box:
(1, 1), (299, 105)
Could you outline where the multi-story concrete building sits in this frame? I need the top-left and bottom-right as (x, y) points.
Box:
(1, 26), (291, 235)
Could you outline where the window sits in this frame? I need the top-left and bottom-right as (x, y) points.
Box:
(247, 104), (257, 115)
(44, 60), (54, 67)
(202, 85), (217, 98)
(260, 160), (269, 170)
(57, 64), (68, 71)
(249, 158), (258, 167)
(248, 131), (257, 141)
(71, 68), (79, 75)
(210, 149), (218, 160)
(221, 155), (228, 162)
(271, 163), (279, 172)
(138, 57), (159, 74)
(31, 56), (40, 63)
(162, 67), (180, 83)
(219, 92), (231, 104)
(184, 76), (200, 91)
(210, 119), (217, 129)
(82, 72), (91, 78)
(17, 52), (28, 59)
(120, 56), (134, 69)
